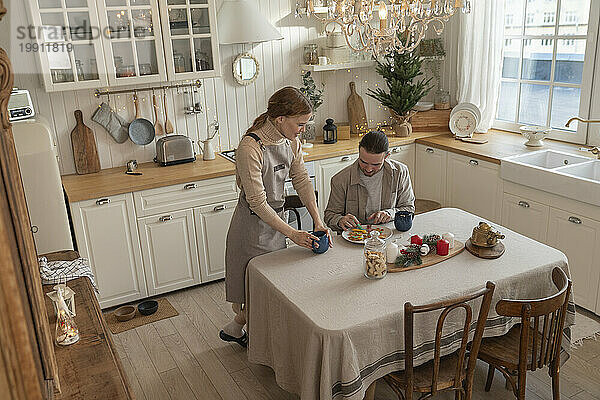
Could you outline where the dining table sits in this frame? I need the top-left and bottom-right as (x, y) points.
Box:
(246, 208), (576, 400)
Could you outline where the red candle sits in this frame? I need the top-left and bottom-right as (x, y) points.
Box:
(410, 235), (422, 245)
(437, 239), (449, 256)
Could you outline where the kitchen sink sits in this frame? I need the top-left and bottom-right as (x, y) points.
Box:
(501, 150), (599, 206)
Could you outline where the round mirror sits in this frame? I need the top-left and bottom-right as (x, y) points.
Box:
(233, 53), (259, 85)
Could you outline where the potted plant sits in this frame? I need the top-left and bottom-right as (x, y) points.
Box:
(367, 50), (432, 136)
(299, 71), (324, 141)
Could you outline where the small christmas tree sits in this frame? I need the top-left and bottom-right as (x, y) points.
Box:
(367, 50), (433, 118)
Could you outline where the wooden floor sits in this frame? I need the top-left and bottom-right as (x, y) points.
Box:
(108, 280), (600, 400)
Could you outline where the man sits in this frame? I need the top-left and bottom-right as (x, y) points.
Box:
(324, 130), (415, 232)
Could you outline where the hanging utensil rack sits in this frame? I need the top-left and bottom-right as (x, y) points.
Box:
(94, 80), (202, 98)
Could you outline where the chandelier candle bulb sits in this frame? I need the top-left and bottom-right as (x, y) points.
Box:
(379, 1), (388, 30)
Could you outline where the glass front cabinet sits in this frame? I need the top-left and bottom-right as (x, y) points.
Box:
(25, 0), (221, 91)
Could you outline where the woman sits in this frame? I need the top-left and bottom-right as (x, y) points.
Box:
(219, 87), (332, 347)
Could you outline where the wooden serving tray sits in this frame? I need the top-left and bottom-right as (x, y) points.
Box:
(388, 240), (465, 273)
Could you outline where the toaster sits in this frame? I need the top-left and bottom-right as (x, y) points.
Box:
(154, 135), (196, 166)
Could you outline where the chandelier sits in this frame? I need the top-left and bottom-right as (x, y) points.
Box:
(296, 0), (471, 57)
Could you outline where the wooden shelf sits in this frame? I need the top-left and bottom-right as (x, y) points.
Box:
(301, 60), (375, 72)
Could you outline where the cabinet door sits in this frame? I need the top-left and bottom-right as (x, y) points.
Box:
(389, 144), (415, 184)
(501, 193), (549, 243)
(415, 144), (447, 205)
(316, 154), (358, 213)
(159, 0), (221, 80)
(25, 0), (109, 91)
(96, 0), (167, 85)
(70, 193), (147, 308)
(547, 208), (600, 311)
(194, 199), (237, 282)
(446, 153), (502, 223)
(138, 209), (201, 296)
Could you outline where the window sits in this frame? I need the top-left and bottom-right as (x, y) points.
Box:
(505, 14), (514, 26)
(496, 0), (597, 144)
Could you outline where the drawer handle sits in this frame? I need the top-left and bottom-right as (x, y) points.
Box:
(213, 205), (226, 212)
(469, 159), (479, 166)
(159, 215), (173, 222)
(96, 198), (110, 206)
(31, 225), (39, 233)
(518, 201), (530, 208)
(392, 147), (401, 153)
(184, 183), (197, 190)
(425, 148), (434, 153)
(568, 216), (582, 225)
(341, 156), (351, 162)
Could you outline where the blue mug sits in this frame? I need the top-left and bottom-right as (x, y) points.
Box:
(394, 211), (413, 232)
(311, 231), (329, 254)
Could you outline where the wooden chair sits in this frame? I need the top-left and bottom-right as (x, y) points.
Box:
(383, 281), (495, 400)
(477, 267), (572, 400)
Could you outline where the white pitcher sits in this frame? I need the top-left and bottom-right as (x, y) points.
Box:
(200, 137), (216, 160)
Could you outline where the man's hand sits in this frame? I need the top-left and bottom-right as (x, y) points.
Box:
(338, 214), (360, 230)
(368, 211), (392, 225)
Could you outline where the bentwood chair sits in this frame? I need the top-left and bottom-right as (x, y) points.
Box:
(284, 190), (318, 231)
(383, 281), (496, 400)
(477, 267), (572, 400)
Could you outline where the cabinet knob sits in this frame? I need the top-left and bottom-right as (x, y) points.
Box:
(159, 215), (173, 222)
(392, 147), (401, 153)
(341, 156), (351, 162)
(469, 159), (479, 166)
(31, 225), (39, 233)
(518, 201), (530, 208)
(96, 198), (110, 206)
(425, 148), (434, 154)
(184, 183), (197, 190)
(213, 205), (226, 212)
(568, 216), (582, 224)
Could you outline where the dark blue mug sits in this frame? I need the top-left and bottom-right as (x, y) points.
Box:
(394, 211), (413, 232)
(311, 231), (329, 254)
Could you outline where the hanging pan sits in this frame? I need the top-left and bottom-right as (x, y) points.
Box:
(129, 92), (155, 145)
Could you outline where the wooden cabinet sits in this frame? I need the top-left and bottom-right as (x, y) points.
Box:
(70, 193), (147, 308)
(501, 193), (549, 243)
(137, 209), (201, 296)
(446, 152), (503, 223)
(389, 144), (415, 184)
(415, 144), (447, 206)
(194, 199), (237, 282)
(25, 0), (221, 91)
(547, 208), (600, 311)
(316, 154), (358, 214)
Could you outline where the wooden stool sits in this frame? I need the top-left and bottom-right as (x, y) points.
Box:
(415, 199), (441, 215)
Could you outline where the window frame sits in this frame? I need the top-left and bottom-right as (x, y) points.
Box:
(494, 0), (600, 145)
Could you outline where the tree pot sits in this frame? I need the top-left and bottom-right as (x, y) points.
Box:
(390, 110), (416, 137)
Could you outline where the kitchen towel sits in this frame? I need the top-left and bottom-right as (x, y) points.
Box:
(38, 256), (98, 291)
(91, 102), (130, 144)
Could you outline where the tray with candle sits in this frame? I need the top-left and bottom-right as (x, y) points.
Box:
(388, 233), (465, 273)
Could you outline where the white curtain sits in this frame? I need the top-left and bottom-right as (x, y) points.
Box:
(456, 0), (505, 132)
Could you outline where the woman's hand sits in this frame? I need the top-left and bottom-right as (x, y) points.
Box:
(289, 230), (321, 250)
(313, 223), (333, 248)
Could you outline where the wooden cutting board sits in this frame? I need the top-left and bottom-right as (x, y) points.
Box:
(71, 110), (101, 175)
(388, 240), (465, 272)
(465, 239), (505, 259)
(347, 81), (368, 135)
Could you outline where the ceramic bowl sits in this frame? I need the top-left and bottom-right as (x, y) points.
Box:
(138, 300), (159, 316)
(520, 125), (551, 147)
(114, 305), (136, 322)
(413, 101), (434, 112)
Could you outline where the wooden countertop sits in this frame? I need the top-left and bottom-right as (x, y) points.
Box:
(62, 130), (593, 203)
(415, 130), (592, 165)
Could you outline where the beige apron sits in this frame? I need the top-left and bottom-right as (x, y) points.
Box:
(225, 133), (293, 303)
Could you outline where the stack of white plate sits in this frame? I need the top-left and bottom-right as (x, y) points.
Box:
(449, 103), (481, 138)
(413, 101), (434, 112)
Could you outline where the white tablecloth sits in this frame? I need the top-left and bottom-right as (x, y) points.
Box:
(246, 208), (575, 400)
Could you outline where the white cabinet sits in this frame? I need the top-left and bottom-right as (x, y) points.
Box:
(389, 144), (415, 184)
(501, 193), (549, 243)
(547, 208), (600, 311)
(194, 199), (237, 282)
(137, 209), (201, 296)
(415, 144), (447, 206)
(70, 193), (147, 308)
(316, 154), (358, 212)
(446, 153), (503, 223)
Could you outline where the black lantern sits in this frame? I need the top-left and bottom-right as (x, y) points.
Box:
(323, 118), (337, 144)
